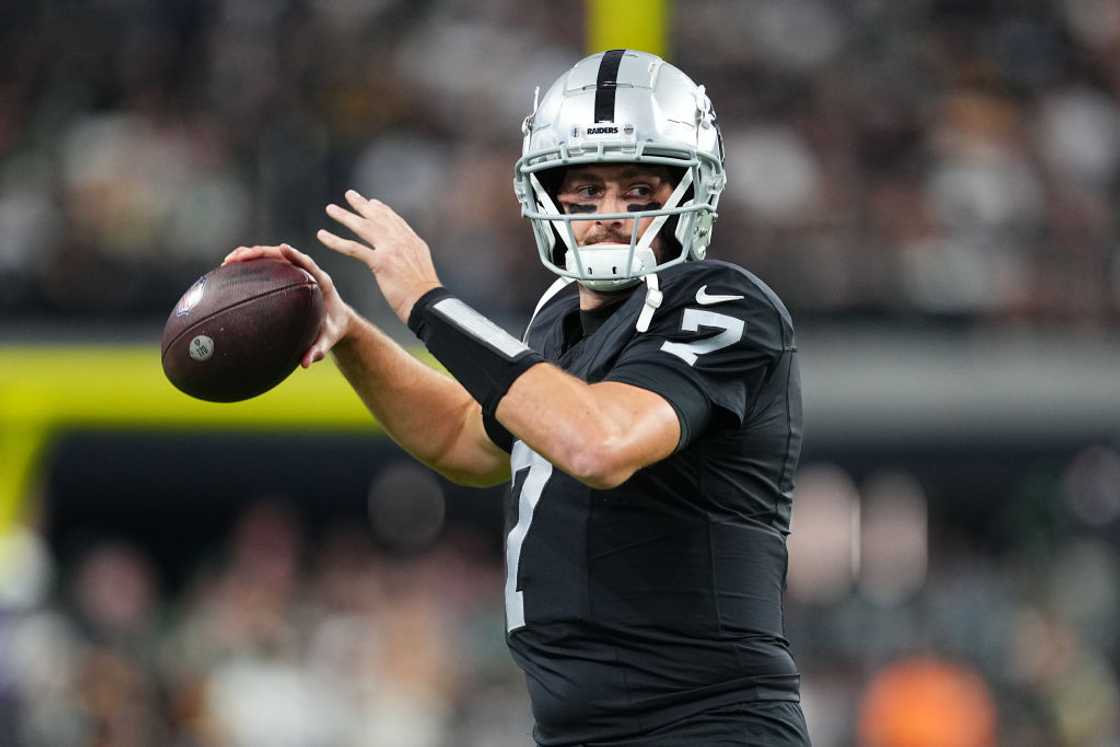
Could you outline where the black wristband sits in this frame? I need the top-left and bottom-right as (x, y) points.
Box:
(408, 287), (545, 417)
(481, 409), (515, 453)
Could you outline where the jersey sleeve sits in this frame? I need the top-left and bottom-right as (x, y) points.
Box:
(605, 271), (784, 449)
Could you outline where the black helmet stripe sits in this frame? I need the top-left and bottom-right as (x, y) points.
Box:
(594, 49), (626, 123)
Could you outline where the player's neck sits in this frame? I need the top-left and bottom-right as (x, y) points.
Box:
(577, 284), (639, 311)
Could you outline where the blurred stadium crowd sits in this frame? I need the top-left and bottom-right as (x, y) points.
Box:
(2, 444), (1119, 746)
(0, 501), (535, 747)
(3, 0), (1120, 745)
(3, 0), (1120, 327)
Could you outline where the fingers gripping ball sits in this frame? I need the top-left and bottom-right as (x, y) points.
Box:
(161, 258), (324, 402)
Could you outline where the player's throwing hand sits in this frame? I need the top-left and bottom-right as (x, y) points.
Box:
(317, 189), (442, 324)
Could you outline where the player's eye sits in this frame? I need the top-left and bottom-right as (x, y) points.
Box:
(560, 184), (602, 213)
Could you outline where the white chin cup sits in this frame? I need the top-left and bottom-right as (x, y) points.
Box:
(565, 243), (656, 291)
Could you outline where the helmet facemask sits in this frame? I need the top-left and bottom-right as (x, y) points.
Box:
(525, 165), (699, 291)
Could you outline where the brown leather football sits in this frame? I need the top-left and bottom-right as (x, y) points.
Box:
(161, 258), (324, 402)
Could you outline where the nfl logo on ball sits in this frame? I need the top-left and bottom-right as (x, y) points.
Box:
(176, 278), (206, 317)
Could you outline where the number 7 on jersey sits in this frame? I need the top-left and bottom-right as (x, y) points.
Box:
(505, 441), (553, 631)
(660, 307), (745, 365)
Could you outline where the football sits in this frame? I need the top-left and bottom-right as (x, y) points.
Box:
(161, 258), (324, 402)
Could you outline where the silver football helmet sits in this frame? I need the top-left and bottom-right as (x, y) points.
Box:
(514, 49), (726, 291)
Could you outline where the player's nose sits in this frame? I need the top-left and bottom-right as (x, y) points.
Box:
(595, 189), (629, 226)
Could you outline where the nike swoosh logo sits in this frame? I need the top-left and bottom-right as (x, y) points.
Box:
(695, 285), (745, 305)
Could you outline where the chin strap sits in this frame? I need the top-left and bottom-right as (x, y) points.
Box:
(635, 272), (662, 332)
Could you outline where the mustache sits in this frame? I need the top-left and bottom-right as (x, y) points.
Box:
(567, 202), (663, 246)
(581, 228), (633, 245)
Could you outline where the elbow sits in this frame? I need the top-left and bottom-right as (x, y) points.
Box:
(566, 440), (632, 490)
(437, 467), (480, 487)
(435, 460), (510, 488)
(443, 469), (509, 489)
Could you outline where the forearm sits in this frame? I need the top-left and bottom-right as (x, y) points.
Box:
(333, 312), (508, 486)
(495, 363), (679, 489)
(404, 287), (679, 489)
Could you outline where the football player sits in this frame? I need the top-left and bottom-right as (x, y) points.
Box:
(226, 49), (809, 746)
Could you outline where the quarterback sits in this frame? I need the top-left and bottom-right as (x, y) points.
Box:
(226, 50), (809, 746)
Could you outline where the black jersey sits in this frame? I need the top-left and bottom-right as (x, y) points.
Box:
(486, 259), (804, 746)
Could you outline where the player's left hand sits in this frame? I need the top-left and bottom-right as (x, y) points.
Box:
(317, 190), (442, 324)
(221, 242), (358, 368)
